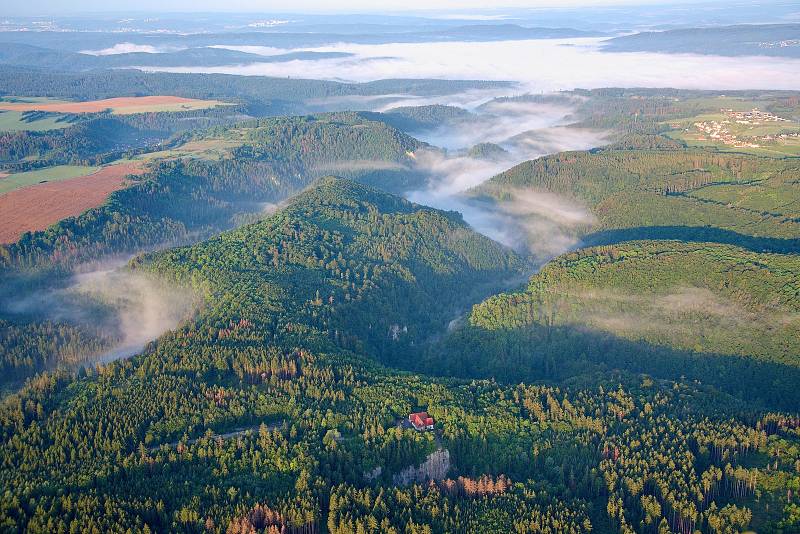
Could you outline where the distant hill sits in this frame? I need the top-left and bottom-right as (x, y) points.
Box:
(423, 24), (604, 40)
(0, 65), (511, 107)
(380, 104), (475, 131)
(603, 23), (800, 58)
(0, 42), (353, 71)
(0, 24), (604, 55)
(474, 141), (800, 252)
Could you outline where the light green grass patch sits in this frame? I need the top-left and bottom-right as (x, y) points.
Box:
(0, 96), (72, 105)
(0, 110), (76, 132)
(0, 165), (99, 195)
(134, 137), (242, 162)
(669, 130), (800, 158)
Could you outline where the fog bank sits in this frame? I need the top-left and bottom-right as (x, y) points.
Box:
(145, 38), (800, 91)
(405, 100), (607, 261)
(5, 261), (197, 365)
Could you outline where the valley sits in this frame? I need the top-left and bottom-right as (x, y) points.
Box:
(1, 8), (800, 534)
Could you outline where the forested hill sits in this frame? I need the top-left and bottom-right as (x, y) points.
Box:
(459, 96), (800, 412)
(429, 240), (800, 409)
(137, 176), (524, 368)
(0, 66), (509, 107)
(474, 141), (800, 252)
(602, 24), (800, 58)
(377, 105), (475, 132)
(0, 43), (351, 71)
(224, 112), (426, 192)
(0, 113), (430, 386)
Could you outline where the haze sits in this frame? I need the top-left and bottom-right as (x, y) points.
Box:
(8, 0), (715, 15)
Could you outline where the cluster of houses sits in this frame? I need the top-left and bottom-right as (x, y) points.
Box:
(691, 108), (798, 148)
(693, 120), (762, 148)
(758, 39), (800, 49)
(722, 108), (789, 123)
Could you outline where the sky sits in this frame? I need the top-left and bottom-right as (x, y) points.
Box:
(3, 0), (707, 16)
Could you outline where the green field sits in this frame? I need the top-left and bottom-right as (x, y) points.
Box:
(0, 110), (76, 132)
(112, 101), (229, 115)
(134, 137), (243, 162)
(677, 132), (800, 157)
(0, 96), (71, 104)
(0, 165), (98, 194)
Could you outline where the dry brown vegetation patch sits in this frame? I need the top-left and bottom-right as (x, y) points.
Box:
(0, 96), (219, 114)
(0, 162), (144, 244)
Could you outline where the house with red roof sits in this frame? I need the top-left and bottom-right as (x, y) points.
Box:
(409, 411), (434, 431)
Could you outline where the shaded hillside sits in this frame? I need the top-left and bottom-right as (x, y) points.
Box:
(428, 241), (800, 409)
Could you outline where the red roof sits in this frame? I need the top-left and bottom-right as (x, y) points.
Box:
(410, 412), (434, 428)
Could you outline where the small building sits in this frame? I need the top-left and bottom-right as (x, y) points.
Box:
(409, 411), (434, 431)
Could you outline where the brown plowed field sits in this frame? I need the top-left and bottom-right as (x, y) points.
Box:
(0, 162), (144, 244)
(0, 96), (219, 114)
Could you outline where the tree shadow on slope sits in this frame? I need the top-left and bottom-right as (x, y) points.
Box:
(583, 226), (800, 254)
(422, 322), (800, 411)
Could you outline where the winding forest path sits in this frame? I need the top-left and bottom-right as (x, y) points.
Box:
(154, 421), (285, 450)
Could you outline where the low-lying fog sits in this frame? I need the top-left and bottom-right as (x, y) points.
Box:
(307, 96), (606, 259)
(409, 101), (579, 151)
(4, 260), (197, 366)
(147, 38), (800, 91)
(3, 96), (598, 371)
(405, 110), (606, 259)
(306, 96), (607, 259)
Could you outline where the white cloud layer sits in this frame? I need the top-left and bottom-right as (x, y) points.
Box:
(81, 42), (178, 55)
(404, 102), (608, 259)
(144, 38), (800, 91)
